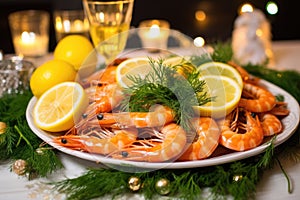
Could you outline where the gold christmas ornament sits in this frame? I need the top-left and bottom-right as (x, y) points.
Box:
(155, 178), (171, 195)
(233, 175), (243, 182)
(128, 176), (141, 191)
(12, 159), (27, 175)
(0, 122), (7, 134)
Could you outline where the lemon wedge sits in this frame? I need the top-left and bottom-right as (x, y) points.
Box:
(198, 61), (243, 88)
(193, 75), (242, 119)
(116, 57), (153, 88)
(33, 82), (89, 132)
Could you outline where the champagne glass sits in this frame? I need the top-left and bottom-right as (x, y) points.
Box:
(83, 0), (134, 64)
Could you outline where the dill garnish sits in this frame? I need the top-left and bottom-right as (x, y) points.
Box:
(119, 57), (212, 131)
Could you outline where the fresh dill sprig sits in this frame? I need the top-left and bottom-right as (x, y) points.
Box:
(119, 57), (211, 131)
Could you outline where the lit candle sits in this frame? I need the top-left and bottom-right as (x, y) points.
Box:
(55, 17), (89, 41)
(138, 20), (170, 52)
(56, 19), (89, 33)
(13, 31), (48, 57)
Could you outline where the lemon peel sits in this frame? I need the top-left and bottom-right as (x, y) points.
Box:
(193, 75), (242, 119)
(33, 82), (88, 132)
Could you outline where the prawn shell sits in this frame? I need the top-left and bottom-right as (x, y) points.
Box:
(219, 111), (264, 151)
(178, 117), (220, 161)
(239, 83), (276, 113)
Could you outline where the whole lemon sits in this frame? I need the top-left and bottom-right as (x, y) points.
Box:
(53, 35), (97, 77)
(30, 59), (77, 97)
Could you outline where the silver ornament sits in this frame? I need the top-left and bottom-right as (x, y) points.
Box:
(155, 178), (171, 195)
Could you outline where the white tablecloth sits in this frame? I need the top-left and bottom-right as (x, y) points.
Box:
(0, 40), (300, 200)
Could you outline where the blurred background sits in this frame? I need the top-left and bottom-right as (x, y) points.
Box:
(1, 0), (299, 54)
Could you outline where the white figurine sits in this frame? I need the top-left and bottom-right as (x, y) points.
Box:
(232, 9), (273, 66)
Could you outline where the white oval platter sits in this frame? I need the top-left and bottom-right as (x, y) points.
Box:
(26, 79), (299, 170)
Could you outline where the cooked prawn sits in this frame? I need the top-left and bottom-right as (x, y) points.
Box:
(178, 117), (220, 161)
(83, 66), (117, 86)
(227, 61), (260, 85)
(259, 113), (282, 136)
(219, 109), (264, 151)
(84, 83), (124, 113)
(268, 101), (290, 116)
(53, 127), (138, 155)
(81, 58), (128, 87)
(97, 105), (174, 128)
(239, 82), (276, 113)
(111, 123), (187, 162)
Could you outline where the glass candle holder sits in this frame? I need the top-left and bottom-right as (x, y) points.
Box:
(8, 10), (50, 57)
(138, 19), (170, 52)
(0, 57), (35, 97)
(54, 10), (90, 42)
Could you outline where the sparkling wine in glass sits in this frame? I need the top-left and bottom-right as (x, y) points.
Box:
(83, 0), (134, 64)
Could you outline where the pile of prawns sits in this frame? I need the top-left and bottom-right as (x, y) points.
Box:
(53, 58), (290, 162)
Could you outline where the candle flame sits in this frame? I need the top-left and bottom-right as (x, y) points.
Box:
(21, 31), (36, 44)
(99, 12), (105, 23)
(63, 20), (71, 32)
(55, 17), (63, 31)
(149, 24), (160, 38)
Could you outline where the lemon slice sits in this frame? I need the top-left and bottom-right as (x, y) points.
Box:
(163, 56), (191, 66)
(33, 82), (89, 132)
(198, 61), (243, 88)
(163, 56), (195, 76)
(193, 75), (242, 119)
(116, 57), (153, 88)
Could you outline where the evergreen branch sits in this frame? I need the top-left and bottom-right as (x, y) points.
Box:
(0, 91), (63, 177)
(276, 157), (292, 194)
(53, 143), (275, 200)
(256, 136), (276, 169)
(14, 125), (33, 150)
(243, 64), (300, 102)
(211, 41), (233, 63)
(54, 168), (131, 200)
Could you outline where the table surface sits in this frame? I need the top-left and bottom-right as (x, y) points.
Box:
(1, 40), (300, 200)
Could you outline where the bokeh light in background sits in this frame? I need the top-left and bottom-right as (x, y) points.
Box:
(266, 1), (278, 15)
(193, 36), (205, 47)
(239, 3), (254, 14)
(0, 0), (298, 54)
(195, 10), (206, 22)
